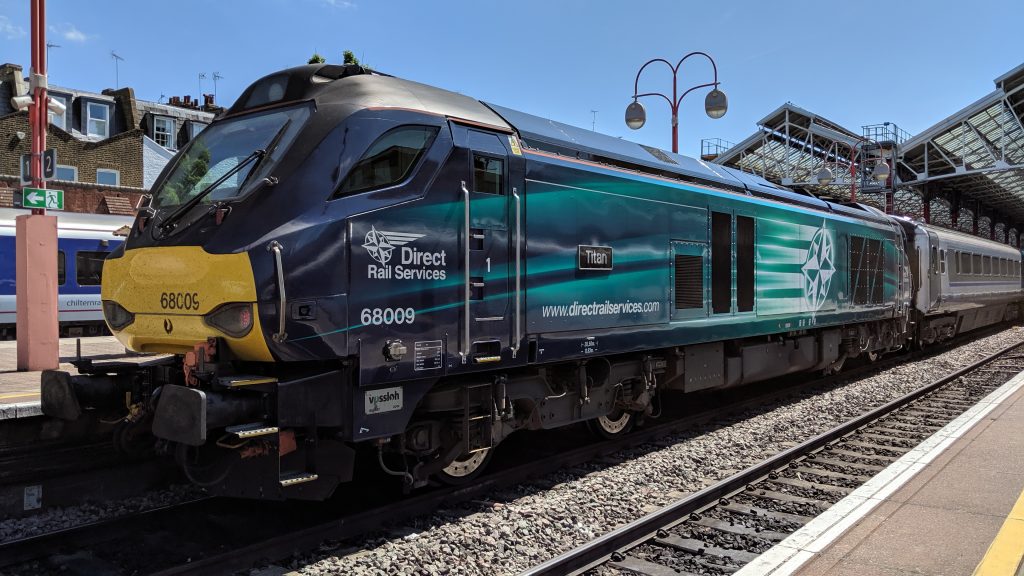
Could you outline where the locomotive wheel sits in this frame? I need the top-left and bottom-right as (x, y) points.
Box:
(435, 448), (493, 485)
(587, 408), (635, 439)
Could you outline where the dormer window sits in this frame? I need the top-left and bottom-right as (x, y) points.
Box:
(86, 102), (110, 138)
(188, 121), (206, 140)
(48, 94), (68, 130)
(153, 116), (175, 149)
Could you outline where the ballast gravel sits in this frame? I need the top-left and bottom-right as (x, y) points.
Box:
(0, 484), (203, 543)
(291, 326), (1024, 576)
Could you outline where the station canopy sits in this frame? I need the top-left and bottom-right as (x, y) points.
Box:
(897, 63), (1024, 223)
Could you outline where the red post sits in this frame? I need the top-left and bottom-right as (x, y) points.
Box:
(16, 0), (59, 371)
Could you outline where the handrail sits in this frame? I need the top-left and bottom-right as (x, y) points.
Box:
(512, 186), (522, 358)
(267, 241), (287, 343)
(460, 181), (471, 364)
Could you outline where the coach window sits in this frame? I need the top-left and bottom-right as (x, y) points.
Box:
(954, 251), (961, 274)
(973, 254), (982, 275)
(983, 256), (991, 275)
(57, 251), (65, 286)
(961, 252), (971, 274)
(76, 252), (107, 286)
(334, 126), (439, 197)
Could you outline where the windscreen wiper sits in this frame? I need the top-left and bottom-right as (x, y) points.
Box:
(236, 119), (292, 192)
(156, 148), (265, 235)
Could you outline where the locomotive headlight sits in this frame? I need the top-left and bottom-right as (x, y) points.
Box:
(205, 303), (255, 338)
(103, 301), (135, 330)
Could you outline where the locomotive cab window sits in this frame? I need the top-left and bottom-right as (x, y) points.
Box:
(76, 251), (108, 286)
(337, 125), (439, 196)
(473, 155), (504, 195)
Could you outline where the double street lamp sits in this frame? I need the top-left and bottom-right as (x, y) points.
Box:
(625, 52), (727, 154)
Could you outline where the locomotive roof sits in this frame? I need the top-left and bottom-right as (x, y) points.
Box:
(234, 66), (894, 227)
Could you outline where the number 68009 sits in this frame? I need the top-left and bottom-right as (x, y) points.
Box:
(360, 307), (415, 326)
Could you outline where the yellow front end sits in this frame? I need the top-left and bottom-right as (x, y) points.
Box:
(102, 246), (273, 362)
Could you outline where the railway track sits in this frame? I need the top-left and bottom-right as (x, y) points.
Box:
(0, 329), (1016, 575)
(520, 340), (1024, 576)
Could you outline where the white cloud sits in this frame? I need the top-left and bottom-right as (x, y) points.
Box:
(47, 23), (92, 43)
(324, 0), (357, 8)
(0, 15), (26, 40)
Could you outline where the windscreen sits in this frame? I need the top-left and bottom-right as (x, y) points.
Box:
(150, 103), (312, 209)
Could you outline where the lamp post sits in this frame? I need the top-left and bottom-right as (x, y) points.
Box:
(624, 52), (727, 154)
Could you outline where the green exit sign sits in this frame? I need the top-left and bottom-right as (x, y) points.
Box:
(22, 187), (64, 211)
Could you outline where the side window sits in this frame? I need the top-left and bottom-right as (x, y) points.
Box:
(334, 125), (439, 197)
(940, 249), (946, 274)
(961, 252), (971, 274)
(472, 155), (504, 195)
(930, 246), (938, 273)
(76, 251), (108, 286)
(973, 254), (982, 275)
(57, 251), (65, 286)
(984, 255), (992, 275)
(710, 211), (731, 314)
(955, 251), (961, 274)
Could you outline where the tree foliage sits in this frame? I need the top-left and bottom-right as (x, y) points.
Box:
(308, 53), (326, 64)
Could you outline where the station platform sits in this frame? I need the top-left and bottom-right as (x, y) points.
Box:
(741, 370), (1024, 576)
(0, 336), (128, 419)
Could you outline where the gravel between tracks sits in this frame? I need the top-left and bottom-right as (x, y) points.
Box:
(0, 484), (203, 544)
(292, 326), (1024, 576)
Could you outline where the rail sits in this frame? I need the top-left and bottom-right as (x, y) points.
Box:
(519, 338), (1024, 575)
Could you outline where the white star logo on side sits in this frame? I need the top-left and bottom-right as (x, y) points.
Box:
(802, 221), (835, 311)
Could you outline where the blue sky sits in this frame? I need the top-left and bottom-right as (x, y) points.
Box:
(1, 0), (1020, 156)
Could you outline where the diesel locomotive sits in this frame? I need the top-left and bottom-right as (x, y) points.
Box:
(41, 64), (1024, 499)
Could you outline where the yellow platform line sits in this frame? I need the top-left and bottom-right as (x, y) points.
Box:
(973, 483), (1024, 575)
(0, 392), (39, 401)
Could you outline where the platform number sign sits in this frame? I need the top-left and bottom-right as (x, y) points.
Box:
(19, 149), (57, 183)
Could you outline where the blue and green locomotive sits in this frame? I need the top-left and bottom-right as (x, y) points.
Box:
(42, 64), (1023, 499)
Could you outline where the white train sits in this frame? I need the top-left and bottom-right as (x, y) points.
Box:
(0, 208), (132, 338)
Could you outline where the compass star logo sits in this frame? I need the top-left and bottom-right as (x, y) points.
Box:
(363, 227), (395, 265)
(801, 221), (835, 311)
(362, 227), (425, 265)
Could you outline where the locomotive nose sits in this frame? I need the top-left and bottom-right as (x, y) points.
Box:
(101, 246), (273, 361)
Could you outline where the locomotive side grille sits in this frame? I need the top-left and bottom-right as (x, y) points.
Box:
(850, 235), (884, 305)
(675, 254), (704, 310)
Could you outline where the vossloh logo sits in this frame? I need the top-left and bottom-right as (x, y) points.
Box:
(363, 226), (447, 281)
(365, 386), (403, 414)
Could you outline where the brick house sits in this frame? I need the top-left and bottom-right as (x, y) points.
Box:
(0, 63), (220, 215)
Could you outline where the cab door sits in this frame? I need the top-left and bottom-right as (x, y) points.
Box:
(452, 125), (521, 366)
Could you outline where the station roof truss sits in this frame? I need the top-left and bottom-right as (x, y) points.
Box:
(898, 64), (1024, 224)
(710, 103), (907, 206)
